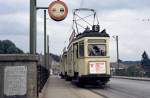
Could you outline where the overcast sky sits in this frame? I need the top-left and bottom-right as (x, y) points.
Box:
(0, 0), (150, 61)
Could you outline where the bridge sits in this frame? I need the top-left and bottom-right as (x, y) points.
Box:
(0, 0), (150, 98)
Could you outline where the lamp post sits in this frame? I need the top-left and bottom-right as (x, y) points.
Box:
(30, 0), (48, 67)
(113, 35), (119, 74)
(44, 10), (47, 67)
(31, 0), (68, 67)
(116, 36), (119, 71)
(30, 0), (37, 54)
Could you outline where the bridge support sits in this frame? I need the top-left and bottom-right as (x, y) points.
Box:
(0, 54), (38, 98)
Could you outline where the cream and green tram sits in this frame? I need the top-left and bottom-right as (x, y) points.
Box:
(60, 51), (67, 79)
(66, 29), (110, 85)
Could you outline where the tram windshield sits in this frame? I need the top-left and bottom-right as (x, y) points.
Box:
(88, 44), (106, 56)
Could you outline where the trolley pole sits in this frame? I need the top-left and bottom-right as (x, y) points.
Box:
(30, 0), (37, 54)
(44, 10), (47, 67)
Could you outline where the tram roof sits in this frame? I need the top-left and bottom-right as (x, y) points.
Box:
(75, 29), (109, 40)
(67, 29), (109, 49)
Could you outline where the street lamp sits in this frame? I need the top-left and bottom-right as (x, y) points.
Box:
(30, 0), (37, 54)
(113, 35), (119, 74)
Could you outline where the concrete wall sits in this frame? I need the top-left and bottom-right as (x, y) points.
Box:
(0, 54), (38, 98)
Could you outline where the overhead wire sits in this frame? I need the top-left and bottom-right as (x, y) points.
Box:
(75, 14), (92, 26)
(76, 14), (95, 21)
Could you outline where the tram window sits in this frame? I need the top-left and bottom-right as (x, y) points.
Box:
(79, 42), (84, 57)
(88, 44), (106, 56)
(76, 44), (79, 58)
(73, 44), (78, 58)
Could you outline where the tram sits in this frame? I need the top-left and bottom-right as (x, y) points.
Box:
(60, 8), (110, 85)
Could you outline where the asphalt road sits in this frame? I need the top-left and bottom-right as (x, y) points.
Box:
(90, 78), (150, 98)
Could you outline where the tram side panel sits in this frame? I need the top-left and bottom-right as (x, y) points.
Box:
(66, 46), (74, 80)
(60, 58), (64, 78)
(60, 53), (66, 78)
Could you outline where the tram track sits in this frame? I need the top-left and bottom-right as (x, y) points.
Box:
(88, 89), (109, 98)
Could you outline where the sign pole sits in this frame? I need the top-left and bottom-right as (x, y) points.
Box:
(36, 0), (68, 67)
(30, 0), (37, 54)
(47, 35), (50, 69)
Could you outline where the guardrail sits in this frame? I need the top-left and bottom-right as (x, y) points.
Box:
(112, 76), (150, 81)
(37, 65), (50, 93)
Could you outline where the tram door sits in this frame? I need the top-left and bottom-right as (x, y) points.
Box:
(73, 43), (79, 75)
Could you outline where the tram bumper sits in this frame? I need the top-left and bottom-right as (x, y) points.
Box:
(78, 74), (111, 84)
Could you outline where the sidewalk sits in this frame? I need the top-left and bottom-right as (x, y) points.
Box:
(38, 75), (103, 98)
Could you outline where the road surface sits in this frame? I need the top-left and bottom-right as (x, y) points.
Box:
(39, 76), (150, 98)
(90, 78), (150, 98)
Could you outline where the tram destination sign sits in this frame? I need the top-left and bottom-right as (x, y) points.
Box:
(4, 66), (27, 96)
(48, 0), (68, 21)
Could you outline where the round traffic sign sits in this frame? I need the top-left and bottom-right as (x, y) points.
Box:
(48, 0), (68, 21)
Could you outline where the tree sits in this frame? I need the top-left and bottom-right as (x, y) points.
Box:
(141, 51), (150, 67)
(0, 40), (24, 54)
(118, 59), (123, 63)
(141, 51), (150, 77)
(142, 51), (149, 60)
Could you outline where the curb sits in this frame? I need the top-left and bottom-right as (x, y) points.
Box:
(112, 76), (150, 81)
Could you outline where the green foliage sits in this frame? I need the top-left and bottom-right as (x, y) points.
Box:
(126, 65), (142, 77)
(0, 40), (24, 54)
(115, 69), (126, 76)
(145, 72), (150, 77)
(115, 65), (144, 77)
